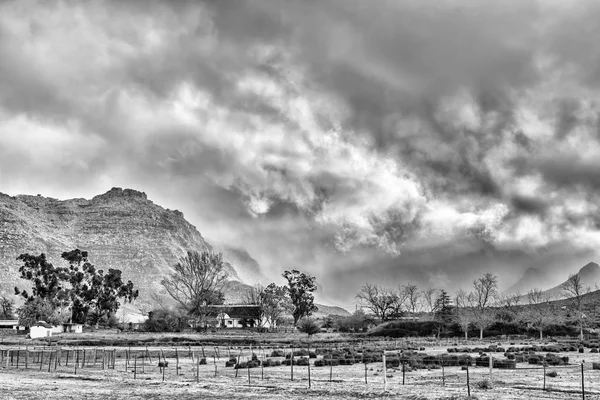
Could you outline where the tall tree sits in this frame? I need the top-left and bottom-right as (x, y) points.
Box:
(61, 249), (138, 325)
(282, 270), (318, 325)
(455, 289), (473, 340)
(402, 283), (422, 314)
(433, 289), (454, 338)
(15, 250), (138, 326)
(161, 250), (228, 324)
(523, 288), (562, 340)
(422, 287), (438, 320)
(0, 296), (15, 319)
(470, 273), (498, 339)
(261, 283), (291, 330)
(563, 273), (590, 341)
(356, 283), (400, 323)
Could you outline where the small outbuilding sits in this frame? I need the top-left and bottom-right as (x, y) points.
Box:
(30, 321), (53, 339)
(62, 323), (83, 333)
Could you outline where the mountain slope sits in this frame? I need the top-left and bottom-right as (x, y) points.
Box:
(542, 262), (600, 300)
(506, 267), (549, 294)
(0, 188), (238, 305)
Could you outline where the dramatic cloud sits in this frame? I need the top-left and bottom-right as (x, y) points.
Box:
(2, 0), (600, 306)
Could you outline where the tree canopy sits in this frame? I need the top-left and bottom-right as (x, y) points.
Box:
(282, 270), (318, 325)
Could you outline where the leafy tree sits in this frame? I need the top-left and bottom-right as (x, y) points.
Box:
(61, 249), (139, 325)
(356, 283), (400, 323)
(282, 270), (318, 325)
(14, 253), (70, 307)
(17, 298), (63, 327)
(263, 283), (291, 329)
(14, 250), (139, 326)
(0, 296), (15, 319)
(161, 250), (228, 325)
(336, 309), (371, 332)
(297, 317), (320, 337)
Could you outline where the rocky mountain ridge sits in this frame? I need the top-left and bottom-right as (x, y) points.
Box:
(0, 188), (349, 316)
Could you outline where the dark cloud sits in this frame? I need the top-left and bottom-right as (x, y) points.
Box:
(510, 195), (549, 216)
(3, 0), (600, 306)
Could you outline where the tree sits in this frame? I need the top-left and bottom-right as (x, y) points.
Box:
(356, 283), (401, 323)
(161, 250), (228, 324)
(14, 250), (138, 326)
(0, 296), (15, 319)
(433, 289), (453, 338)
(523, 288), (562, 340)
(402, 283), (422, 314)
(61, 249), (139, 326)
(470, 273), (498, 339)
(563, 273), (590, 341)
(297, 317), (320, 337)
(422, 287), (438, 320)
(261, 283), (291, 330)
(243, 284), (266, 327)
(282, 270), (318, 325)
(17, 298), (63, 327)
(455, 289), (473, 340)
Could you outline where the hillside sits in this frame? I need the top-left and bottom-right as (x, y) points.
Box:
(0, 188), (245, 307)
(0, 188), (350, 317)
(541, 262), (600, 300)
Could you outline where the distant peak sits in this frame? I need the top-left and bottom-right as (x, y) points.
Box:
(578, 262), (600, 274)
(94, 187), (147, 201)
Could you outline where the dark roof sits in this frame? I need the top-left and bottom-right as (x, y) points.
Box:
(208, 305), (261, 319)
(32, 321), (53, 328)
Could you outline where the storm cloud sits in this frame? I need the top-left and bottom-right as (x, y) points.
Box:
(2, 0), (600, 306)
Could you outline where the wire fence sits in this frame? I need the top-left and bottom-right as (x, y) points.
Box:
(1, 343), (599, 399)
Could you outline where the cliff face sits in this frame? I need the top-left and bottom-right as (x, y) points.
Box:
(0, 188), (240, 304)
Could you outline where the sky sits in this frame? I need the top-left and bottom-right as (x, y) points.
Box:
(2, 0), (600, 309)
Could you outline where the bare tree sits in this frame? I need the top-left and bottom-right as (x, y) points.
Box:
(402, 283), (422, 314)
(356, 283), (400, 323)
(523, 288), (562, 340)
(471, 273), (498, 339)
(243, 284), (266, 328)
(455, 289), (473, 340)
(422, 287), (438, 320)
(563, 273), (591, 341)
(161, 250), (228, 325)
(497, 292), (523, 324)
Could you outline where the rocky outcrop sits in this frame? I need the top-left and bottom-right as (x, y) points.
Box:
(0, 188), (240, 305)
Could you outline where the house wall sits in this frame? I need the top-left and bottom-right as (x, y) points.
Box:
(30, 326), (52, 339)
(52, 325), (64, 334)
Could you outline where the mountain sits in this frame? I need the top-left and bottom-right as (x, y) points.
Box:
(0, 188), (245, 306)
(0, 188), (351, 317)
(506, 267), (550, 294)
(542, 262), (600, 300)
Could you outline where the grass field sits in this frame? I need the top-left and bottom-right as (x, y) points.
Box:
(2, 331), (600, 399)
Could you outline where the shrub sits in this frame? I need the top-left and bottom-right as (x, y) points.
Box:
(475, 380), (492, 390)
(546, 370), (558, 378)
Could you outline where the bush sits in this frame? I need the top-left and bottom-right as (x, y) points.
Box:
(475, 380), (492, 390)
(297, 318), (320, 336)
(546, 370), (558, 377)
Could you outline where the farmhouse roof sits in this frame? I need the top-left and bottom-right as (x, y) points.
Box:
(32, 321), (53, 328)
(207, 305), (261, 319)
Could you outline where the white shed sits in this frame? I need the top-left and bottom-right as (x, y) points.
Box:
(30, 321), (53, 339)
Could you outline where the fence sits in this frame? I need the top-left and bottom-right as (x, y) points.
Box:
(1, 343), (598, 399)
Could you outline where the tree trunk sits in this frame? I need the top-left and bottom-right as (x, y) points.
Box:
(464, 331), (468, 340)
(580, 326), (584, 341)
(479, 328), (483, 340)
(539, 329), (543, 341)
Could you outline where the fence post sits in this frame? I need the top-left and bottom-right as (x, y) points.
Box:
(466, 364), (471, 397)
(402, 361), (405, 385)
(441, 362), (445, 386)
(196, 357), (199, 383)
(489, 355), (493, 385)
(382, 353), (386, 390)
(291, 345), (294, 381)
(307, 343), (311, 389)
(582, 363), (585, 400)
(134, 353), (137, 380)
(543, 363), (546, 390)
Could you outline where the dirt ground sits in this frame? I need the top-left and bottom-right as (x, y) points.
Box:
(2, 342), (600, 400)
